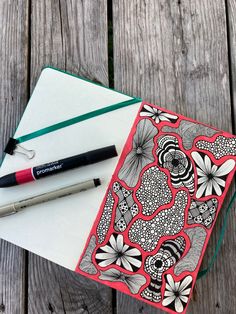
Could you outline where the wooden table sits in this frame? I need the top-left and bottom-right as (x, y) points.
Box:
(0, 1), (235, 313)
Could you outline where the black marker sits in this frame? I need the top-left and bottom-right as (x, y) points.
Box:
(0, 145), (117, 187)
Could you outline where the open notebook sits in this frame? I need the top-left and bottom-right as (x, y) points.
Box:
(0, 68), (235, 314)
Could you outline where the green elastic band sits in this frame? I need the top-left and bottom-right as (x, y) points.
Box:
(15, 98), (141, 143)
(197, 190), (236, 280)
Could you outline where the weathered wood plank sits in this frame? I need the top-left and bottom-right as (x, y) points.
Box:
(113, 0), (232, 132)
(30, 0), (108, 90)
(113, 0), (235, 313)
(28, 255), (113, 314)
(0, 1), (29, 313)
(28, 1), (112, 313)
(0, 240), (26, 314)
(227, 0), (236, 132)
(0, 0), (29, 314)
(0, 0), (29, 154)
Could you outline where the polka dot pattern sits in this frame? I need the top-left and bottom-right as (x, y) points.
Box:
(196, 135), (236, 159)
(128, 190), (188, 252)
(136, 166), (172, 216)
(97, 190), (114, 243)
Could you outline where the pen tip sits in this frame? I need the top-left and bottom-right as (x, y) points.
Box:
(94, 178), (101, 187)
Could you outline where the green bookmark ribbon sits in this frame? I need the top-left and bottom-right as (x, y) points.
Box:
(15, 98), (141, 144)
(197, 190), (236, 280)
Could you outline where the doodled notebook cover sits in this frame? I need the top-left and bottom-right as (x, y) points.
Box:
(76, 102), (236, 314)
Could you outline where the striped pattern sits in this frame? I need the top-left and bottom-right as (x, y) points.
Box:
(141, 236), (186, 303)
(141, 278), (163, 303)
(174, 227), (207, 275)
(157, 135), (195, 194)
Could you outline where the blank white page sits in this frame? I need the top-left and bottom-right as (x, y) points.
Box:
(0, 68), (141, 270)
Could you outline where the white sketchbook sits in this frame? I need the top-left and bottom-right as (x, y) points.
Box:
(0, 67), (141, 270)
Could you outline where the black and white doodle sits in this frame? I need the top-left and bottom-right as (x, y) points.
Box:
(174, 227), (207, 275)
(162, 120), (218, 150)
(79, 235), (97, 275)
(191, 151), (235, 198)
(97, 190), (115, 243)
(129, 190), (188, 251)
(162, 274), (192, 313)
(99, 268), (146, 294)
(118, 119), (158, 187)
(140, 104), (178, 124)
(157, 135), (195, 195)
(113, 182), (139, 232)
(187, 198), (218, 229)
(196, 135), (236, 159)
(95, 234), (142, 272)
(141, 237), (186, 303)
(136, 166), (172, 216)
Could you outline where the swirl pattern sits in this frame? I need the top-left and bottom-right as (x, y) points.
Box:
(157, 135), (195, 194)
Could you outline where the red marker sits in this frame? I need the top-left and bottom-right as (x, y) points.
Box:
(0, 145), (117, 187)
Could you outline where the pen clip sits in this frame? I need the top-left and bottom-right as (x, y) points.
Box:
(4, 137), (35, 159)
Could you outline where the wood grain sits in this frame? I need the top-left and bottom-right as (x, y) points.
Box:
(0, 1), (29, 313)
(30, 0), (108, 91)
(0, 0), (29, 155)
(28, 1), (112, 313)
(227, 0), (236, 132)
(28, 255), (112, 314)
(113, 0), (232, 131)
(0, 239), (26, 314)
(0, 0), (235, 313)
(113, 0), (236, 313)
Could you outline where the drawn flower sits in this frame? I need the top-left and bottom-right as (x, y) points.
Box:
(140, 104), (178, 124)
(99, 268), (146, 294)
(118, 118), (158, 187)
(95, 234), (142, 272)
(162, 274), (192, 313)
(157, 135), (195, 194)
(191, 151), (235, 198)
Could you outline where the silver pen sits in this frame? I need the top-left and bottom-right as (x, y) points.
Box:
(0, 178), (101, 218)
